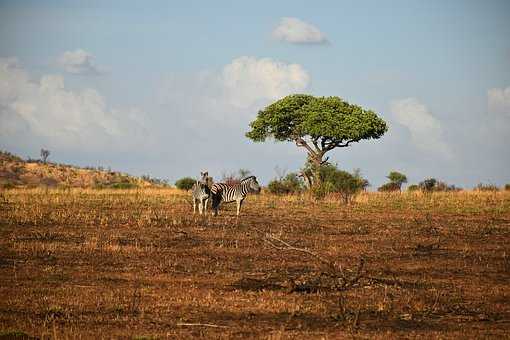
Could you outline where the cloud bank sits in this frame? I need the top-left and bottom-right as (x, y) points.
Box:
(58, 49), (103, 75)
(160, 56), (310, 127)
(0, 58), (147, 152)
(272, 17), (328, 44)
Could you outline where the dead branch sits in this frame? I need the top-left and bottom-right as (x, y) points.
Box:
(263, 233), (365, 292)
(176, 322), (229, 328)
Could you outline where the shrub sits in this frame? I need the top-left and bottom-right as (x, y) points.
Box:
(378, 182), (400, 192)
(418, 178), (461, 192)
(175, 177), (196, 190)
(328, 169), (365, 204)
(407, 184), (419, 191)
(475, 183), (499, 192)
(419, 178), (437, 192)
(267, 172), (304, 195)
(505, 184), (510, 191)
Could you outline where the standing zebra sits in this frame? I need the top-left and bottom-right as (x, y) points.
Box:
(211, 176), (261, 216)
(191, 171), (213, 215)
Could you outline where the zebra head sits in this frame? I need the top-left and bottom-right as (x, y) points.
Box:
(200, 171), (209, 183)
(242, 176), (261, 194)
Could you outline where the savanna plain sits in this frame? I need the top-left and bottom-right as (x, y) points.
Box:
(0, 188), (509, 339)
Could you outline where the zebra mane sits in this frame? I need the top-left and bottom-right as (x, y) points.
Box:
(240, 176), (256, 183)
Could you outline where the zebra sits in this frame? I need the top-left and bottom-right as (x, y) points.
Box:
(191, 171), (213, 215)
(210, 176), (261, 216)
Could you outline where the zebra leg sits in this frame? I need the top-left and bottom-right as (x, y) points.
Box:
(204, 198), (209, 214)
(198, 199), (203, 215)
(212, 195), (221, 216)
(193, 198), (197, 214)
(236, 199), (244, 216)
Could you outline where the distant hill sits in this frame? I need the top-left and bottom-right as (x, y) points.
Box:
(0, 150), (167, 189)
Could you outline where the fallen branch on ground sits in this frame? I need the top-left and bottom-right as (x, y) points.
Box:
(176, 322), (229, 328)
(263, 233), (365, 292)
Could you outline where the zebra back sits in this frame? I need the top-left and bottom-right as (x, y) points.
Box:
(211, 176), (260, 203)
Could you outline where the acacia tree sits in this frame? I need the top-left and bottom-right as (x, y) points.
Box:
(387, 171), (407, 190)
(246, 95), (387, 186)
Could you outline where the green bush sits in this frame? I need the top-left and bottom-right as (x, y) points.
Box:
(267, 173), (304, 195)
(328, 169), (365, 204)
(311, 164), (366, 203)
(407, 184), (420, 191)
(418, 178), (461, 192)
(378, 182), (401, 192)
(175, 177), (196, 190)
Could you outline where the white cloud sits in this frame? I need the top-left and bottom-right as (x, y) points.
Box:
(221, 56), (310, 108)
(390, 98), (452, 159)
(159, 56), (310, 126)
(0, 58), (147, 150)
(488, 86), (510, 117)
(272, 17), (328, 44)
(58, 49), (103, 75)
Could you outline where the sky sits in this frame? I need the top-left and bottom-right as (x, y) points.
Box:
(1, 0), (509, 188)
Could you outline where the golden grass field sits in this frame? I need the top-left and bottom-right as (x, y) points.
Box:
(0, 188), (509, 339)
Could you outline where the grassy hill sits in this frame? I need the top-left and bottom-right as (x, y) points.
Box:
(0, 150), (166, 189)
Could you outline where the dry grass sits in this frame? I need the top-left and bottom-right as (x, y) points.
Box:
(0, 188), (509, 339)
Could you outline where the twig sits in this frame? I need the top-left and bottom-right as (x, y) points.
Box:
(264, 233), (343, 274)
(176, 322), (229, 328)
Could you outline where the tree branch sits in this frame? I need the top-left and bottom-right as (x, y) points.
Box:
(295, 137), (317, 158)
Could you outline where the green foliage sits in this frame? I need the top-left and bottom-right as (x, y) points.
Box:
(327, 168), (365, 204)
(378, 182), (401, 192)
(267, 172), (304, 195)
(407, 184), (420, 192)
(418, 178), (461, 192)
(175, 177), (196, 190)
(246, 95), (387, 144)
(310, 164), (367, 202)
(419, 178), (438, 192)
(387, 171), (407, 186)
(379, 171), (407, 191)
(475, 183), (499, 192)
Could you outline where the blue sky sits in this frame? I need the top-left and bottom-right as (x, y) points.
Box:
(1, 0), (509, 188)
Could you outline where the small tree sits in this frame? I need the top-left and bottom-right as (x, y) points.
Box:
(387, 171), (407, 190)
(419, 178), (437, 192)
(40, 149), (50, 163)
(246, 95), (387, 188)
(175, 177), (196, 190)
(328, 169), (365, 204)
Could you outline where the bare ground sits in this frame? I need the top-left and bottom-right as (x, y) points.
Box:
(0, 189), (509, 339)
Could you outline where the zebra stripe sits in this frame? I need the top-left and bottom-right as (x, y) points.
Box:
(211, 176), (261, 216)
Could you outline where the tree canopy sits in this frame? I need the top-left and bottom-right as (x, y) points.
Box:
(246, 94), (388, 185)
